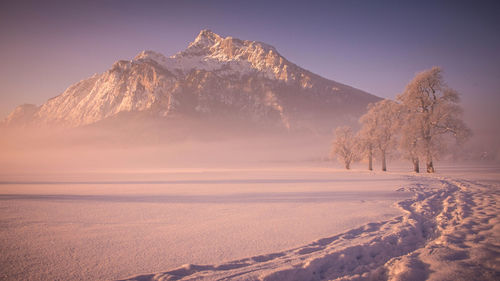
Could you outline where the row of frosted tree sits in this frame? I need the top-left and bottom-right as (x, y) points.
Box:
(330, 67), (471, 173)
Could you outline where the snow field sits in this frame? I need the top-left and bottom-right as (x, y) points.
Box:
(0, 168), (409, 281)
(121, 172), (500, 281)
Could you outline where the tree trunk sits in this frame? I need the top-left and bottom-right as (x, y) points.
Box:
(412, 157), (419, 173)
(424, 137), (435, 173)
(426, 159), (434, 173)
(368, 146), (373, 171)
(345, 161), (350, 170)
(381, 151), (387, 171)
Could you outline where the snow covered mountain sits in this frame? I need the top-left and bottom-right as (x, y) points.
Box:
(3, 29), (380, 132)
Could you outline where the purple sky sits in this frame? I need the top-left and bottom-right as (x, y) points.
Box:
(1, 0), (499, 132)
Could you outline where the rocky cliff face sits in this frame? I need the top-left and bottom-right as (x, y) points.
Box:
(3, 29), (379, 132)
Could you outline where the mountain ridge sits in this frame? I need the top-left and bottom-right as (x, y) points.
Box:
(3, 29), (380, 132)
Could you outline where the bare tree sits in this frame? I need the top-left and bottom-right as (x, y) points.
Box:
(359, 100), (401, 171)
(330, 126), (359, 170)
(397, 67), (471, 173)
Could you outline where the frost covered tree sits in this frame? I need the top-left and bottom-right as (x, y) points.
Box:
(330, 126), (359, 170)
(359, 100), (401, 171)
(397, 67), (471, 173)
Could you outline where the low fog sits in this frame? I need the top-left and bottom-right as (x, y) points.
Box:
(1, 117), (498, 183)
(0, 121), (333, 181)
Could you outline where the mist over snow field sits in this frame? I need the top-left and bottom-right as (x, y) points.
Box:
(0, 164), (498, 281)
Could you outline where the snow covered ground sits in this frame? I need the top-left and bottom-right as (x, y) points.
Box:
(0, 165), (498, 281)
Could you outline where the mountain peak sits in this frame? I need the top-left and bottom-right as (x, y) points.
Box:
(190, 29), (223, 48)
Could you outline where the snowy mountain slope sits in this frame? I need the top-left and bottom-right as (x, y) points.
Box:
(3, 30), (380, 131)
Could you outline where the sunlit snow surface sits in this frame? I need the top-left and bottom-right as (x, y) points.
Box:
(0, 165), (498, 281)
